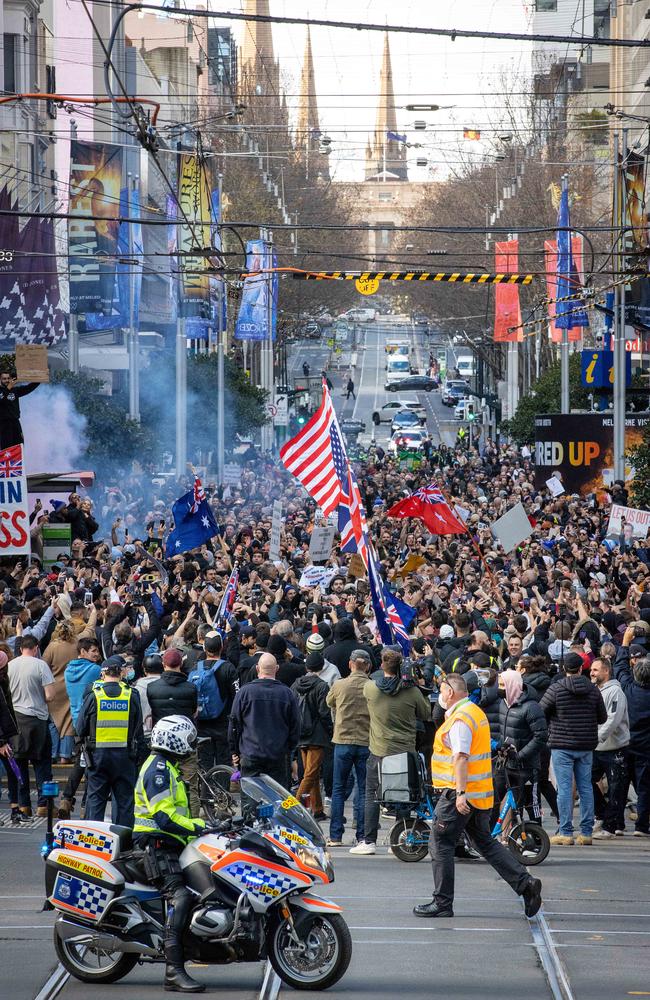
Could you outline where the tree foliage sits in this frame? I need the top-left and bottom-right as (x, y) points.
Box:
(628, 425), (650, 510)
(502, 353), (590, 444)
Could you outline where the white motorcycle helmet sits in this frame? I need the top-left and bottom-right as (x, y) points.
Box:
(151, 715), (197, 758)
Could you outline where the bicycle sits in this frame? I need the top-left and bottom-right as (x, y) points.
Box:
(387, 750), (550, 866)
(197, 760), (241, 823)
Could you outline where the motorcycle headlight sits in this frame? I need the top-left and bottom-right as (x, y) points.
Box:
(295, 847), (325, 872)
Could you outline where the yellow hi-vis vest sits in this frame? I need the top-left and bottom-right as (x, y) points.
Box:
(94, 682), (132, 748)
(431, 699), (494, 809)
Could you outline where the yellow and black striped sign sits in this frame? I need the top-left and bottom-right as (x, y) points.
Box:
(293, 271), (533, 285)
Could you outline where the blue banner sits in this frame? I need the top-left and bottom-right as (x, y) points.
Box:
(234, 239), (274, 341)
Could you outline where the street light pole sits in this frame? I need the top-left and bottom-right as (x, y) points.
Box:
(127, 171), (140, 422)
(68, 118), (79, 375)
(613, 130), (627, 481)
(560, 173), (570, 414)
(216, 173), (225, 486)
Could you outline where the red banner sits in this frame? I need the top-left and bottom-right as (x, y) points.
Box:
(544, 237), (584, 344)
(494, 240), (523, 342)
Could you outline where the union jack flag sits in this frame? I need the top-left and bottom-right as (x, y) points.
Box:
(338, 466), (369, 566)
(189, 476), (206, 514)
(217, 565), (239, 625)
(0, 445), (23, 479)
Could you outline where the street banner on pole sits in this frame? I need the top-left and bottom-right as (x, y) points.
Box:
(177, 154), (211, 318)
(494, 241), (523, 342)
(235, 240), (274, 341)
(68, 141), (123, 314)
(0, 445), (30, 556)
(554, 186), (589, 333)
(269, 499), (282, 560)
(544, 239), (585, 343)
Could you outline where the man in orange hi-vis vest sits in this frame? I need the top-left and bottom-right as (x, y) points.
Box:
(414, 673), (543, 919)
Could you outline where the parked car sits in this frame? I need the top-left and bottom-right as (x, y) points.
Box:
(339, 307), (377, 323)
(454, 397), (470, 420)
(441, 379), (471, 405)
(386, 374), (437, 392)
(388, 429), (428, 453)
(301, 321), (321, 339)
(391, 410), (425, 434)
(372, 399), (426, 424)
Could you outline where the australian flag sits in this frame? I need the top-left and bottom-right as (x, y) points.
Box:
(165, 477), (219, 556)
(217, 566), (239, 625)
(367, 544), (413, 655)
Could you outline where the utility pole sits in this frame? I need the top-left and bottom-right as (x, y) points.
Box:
(560, 174), (570, 414)
(175, 151), (187, 478)
(215, 173), (225, 487)
(613, 130), (627, 481)
(68, 118), (79, 374)
(260, 229), (275, 453)
(127, 172), (140, 422)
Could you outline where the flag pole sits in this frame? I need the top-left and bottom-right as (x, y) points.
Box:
(434, 480), (500, 594)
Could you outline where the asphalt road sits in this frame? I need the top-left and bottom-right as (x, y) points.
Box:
(4, 805), (650, 1000)
(287, 319), (460, 450)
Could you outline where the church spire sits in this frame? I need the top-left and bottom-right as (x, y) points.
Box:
(240, 0), (283, 124)
(297, 27), (329, 180)
(365, 32), (408, 181)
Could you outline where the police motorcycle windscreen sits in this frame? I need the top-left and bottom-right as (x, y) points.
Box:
(239, 774), (326, 847)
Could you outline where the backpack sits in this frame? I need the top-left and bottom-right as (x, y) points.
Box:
(297, 690), (315, 738)
(188, 659), (226, 720)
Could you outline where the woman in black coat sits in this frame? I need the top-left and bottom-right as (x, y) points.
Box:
(516, 654), (558, 819)
(492, 669), (548, 826)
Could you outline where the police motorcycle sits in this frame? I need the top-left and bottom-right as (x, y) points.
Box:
(43, 776), (351, 991)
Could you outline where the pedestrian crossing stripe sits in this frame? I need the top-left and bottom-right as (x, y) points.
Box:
(293, 271), (533, 285)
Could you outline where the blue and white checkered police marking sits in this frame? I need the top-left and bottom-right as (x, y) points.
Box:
(225, 862), (300, 900)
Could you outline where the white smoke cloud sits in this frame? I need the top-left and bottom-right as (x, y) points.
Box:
(21, 384), (87, 474)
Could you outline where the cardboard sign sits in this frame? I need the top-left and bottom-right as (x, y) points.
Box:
(308, 524), (337, 563)
(269, 499), (283, 560)
(490, 502), (533, 553)
(0, 444), (31, 556)
(607, 503), (650, 541)
(546, 475), (565, 497)
(42, 523), (72, 568)
(348, 553), (366, 578)
(223, 464), (241, 486)
(15, 344), (49, 383)
(298, 566), (337, 590)
(401, 553), (425, 574)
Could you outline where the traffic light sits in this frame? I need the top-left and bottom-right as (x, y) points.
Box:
(465, 400), (476, 422)
(297, 407), (309, 426)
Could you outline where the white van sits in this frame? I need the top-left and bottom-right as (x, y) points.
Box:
(385, 355), (411, 386)
(385, 339), (410, 357)
(456, 355), (476, 379)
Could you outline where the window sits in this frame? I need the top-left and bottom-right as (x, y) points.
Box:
(3, 34), (17, 93)
(535, 0), (557, 10)
(378, 190), (394, 202)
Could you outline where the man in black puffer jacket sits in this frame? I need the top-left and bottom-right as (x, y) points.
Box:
(540, 653), (606, 846)
(493, 670), (547, 826)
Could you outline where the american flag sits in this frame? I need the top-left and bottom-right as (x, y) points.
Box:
(217, 565), (239, 624)
(0, 445), (23, 479)
(367, 543), (411, 655)
(189, 476), (206, 514)
(280, 381), (351, 517)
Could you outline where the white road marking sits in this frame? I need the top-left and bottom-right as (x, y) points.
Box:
(259, 959), (282, 1000)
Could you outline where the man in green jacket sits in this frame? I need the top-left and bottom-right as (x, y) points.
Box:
(350, 648), (431, 856)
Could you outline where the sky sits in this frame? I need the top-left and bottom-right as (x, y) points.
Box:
(228, 0), (535, 182)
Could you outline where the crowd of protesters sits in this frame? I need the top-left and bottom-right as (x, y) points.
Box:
(0, 436), (649, 853)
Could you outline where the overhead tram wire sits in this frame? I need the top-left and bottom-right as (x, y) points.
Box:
(91, 0), (648, 49)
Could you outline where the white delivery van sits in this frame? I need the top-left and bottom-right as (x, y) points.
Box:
(456, 355), (476, 379)
(385, 339), (410, 357)
(385, 355), (412, 386)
